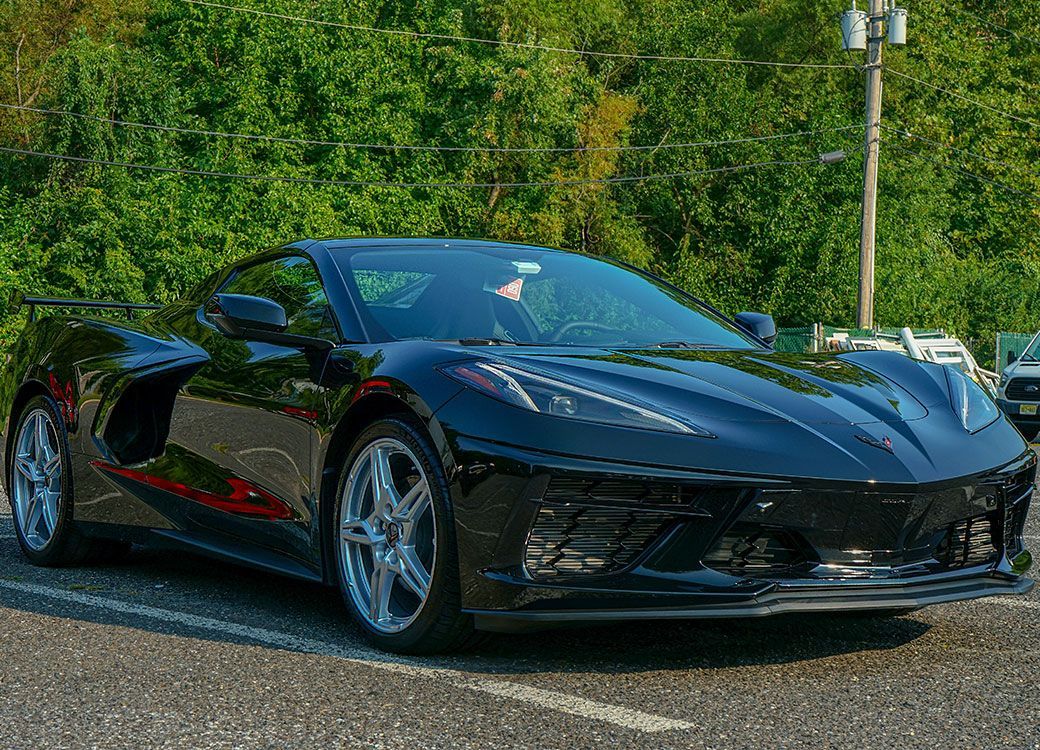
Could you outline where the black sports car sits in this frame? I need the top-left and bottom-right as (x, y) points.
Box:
(2, 238), (1034, 653)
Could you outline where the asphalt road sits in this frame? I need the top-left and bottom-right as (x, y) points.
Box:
(1, 490), (1038, 750)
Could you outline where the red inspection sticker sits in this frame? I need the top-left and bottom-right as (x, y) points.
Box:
(495, 277), (524, 301)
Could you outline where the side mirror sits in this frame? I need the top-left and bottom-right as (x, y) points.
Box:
(734, 311), (777, 345)
(206, 294), (333, 350)
(1008, 351), (1018, 366)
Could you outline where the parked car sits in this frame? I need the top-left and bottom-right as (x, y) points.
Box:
(997, 332), (1040, 440)
(2, 238), (1035, 653)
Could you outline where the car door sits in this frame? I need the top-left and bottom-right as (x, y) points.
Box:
(161, 253), (340, 576)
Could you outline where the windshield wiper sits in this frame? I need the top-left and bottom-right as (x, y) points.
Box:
(454, 337), (542, 346)
(647, 341), (727, 349)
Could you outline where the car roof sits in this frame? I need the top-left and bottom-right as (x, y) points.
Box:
(313, 237), (569, 255)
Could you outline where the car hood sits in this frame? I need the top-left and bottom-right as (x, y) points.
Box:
(489, 347), (945, 427)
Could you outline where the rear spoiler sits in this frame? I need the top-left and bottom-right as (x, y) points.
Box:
(9, 291), (161, 322)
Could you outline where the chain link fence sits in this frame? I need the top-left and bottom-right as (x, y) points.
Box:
(995, 332), (1036, 370)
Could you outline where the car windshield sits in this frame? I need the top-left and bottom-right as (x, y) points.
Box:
(1019, 333), (1040, 362)
(335, 245), (759, 349)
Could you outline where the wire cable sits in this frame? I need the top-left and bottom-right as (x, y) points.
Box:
(0, 103), (863, 154)
(0, 146), (826, 188)
(881, 124), (1040, 179)
(886, 68), (1039, 129)
(955, 8), (1040, 49)
(888, 144), (1040, 203)
(179, 0), (855, 70)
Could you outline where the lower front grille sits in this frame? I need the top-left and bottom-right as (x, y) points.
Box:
(702, 480), (1020, 581)
(936, 512), (1001, 569)
(524, 505), (672, 578)
(701, 524), (809, 577)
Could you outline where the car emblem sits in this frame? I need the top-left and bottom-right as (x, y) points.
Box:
(1026, 385), (1039, 393)
(385, 522), (401, 548)
(856, 434), (894, 454)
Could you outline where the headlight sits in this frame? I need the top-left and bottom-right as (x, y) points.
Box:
(945, 365), (999, 433)
(999, 372), (1009, 388)
(441, 361), (714, 437)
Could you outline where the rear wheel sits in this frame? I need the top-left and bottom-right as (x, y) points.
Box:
(333, 417), (479, 654)
(8, 396), (92, 565)
(8, 394), (130, 566)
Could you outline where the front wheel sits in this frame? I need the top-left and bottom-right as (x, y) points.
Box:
(333, 417), (479, 654)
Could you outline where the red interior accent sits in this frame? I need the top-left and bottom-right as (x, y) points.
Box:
(47, 371), (77, 426)
(91, 461), (294, 520)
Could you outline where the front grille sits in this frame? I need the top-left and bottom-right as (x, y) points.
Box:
(1005, 377), (1040, 401)
(701, 525), (809, 577)
(936, 512), (1001, 568)
(524, 505), (672, 578)
(541, 477), (723, 515)
(702, 478), (1026, 580)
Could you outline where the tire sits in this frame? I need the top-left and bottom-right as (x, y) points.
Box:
(7, 395), (94, 566)
(332, 416), (481, 654)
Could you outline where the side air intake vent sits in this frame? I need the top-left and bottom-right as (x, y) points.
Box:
(524, 506), (673, 578)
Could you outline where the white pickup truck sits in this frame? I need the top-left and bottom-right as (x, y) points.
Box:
(996, 331), (1040, 440)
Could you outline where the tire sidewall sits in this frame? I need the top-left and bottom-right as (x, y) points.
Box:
(333, 417), (460, 652)
(8, 395), (76, 565)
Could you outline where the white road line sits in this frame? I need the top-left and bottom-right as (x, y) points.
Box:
(0, 579), (693, 733)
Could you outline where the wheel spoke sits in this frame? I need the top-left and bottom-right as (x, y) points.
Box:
(368, 561), (395, 623)
(42, 452), (61, 481)
(394, 479), (430, 526)
(341, 518), (379, 547)
(23, 493), (43, 536)
(33, 414), (49, 459)
(14, 454), (36, 482)
(369, 446), (400, 516)
(395, 546), (431, 599)
(40, 489), (59, 535)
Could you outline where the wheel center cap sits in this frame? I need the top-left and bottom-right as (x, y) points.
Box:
(385, 521), (401, 548)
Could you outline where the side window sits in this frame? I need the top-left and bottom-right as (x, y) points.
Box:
(221, 256), (338, 340)
(353, 270), (435, 308)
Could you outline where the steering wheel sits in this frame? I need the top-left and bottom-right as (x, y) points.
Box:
(547, 320), (616, 343)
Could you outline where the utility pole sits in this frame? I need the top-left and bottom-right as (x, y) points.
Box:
(841, 1), (907, 329)
(857, 0), (883, 329)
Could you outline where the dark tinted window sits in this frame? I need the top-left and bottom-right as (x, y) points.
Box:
(221, 255), (338, 340)
(337, 246), (757, 348)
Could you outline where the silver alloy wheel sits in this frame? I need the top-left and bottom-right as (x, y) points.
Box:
(11, 408), (63, 551)
(339, 437), (437, 634)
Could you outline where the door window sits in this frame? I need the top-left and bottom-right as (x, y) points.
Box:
(220, 255), (338, 340)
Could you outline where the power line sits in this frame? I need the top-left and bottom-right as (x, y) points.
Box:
(0, 146), (826, 188)
(882, 124), (1040, 179)
(180, 0), (854, 70)
(0, 103), (863, 154)
(955, 8), (1040, 49)
(888, 144), (1040, 203)
(886, 68), (1039, 129)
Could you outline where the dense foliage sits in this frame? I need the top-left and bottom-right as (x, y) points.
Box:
(1, 0), (1038, 363)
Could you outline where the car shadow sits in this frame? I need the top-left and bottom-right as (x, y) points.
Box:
(0, 541), (933, 676)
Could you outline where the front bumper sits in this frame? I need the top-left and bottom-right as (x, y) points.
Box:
(446, 435), (1035, 627)
(996, 399), (1040, 435)
(470, 571), (1034, 630)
